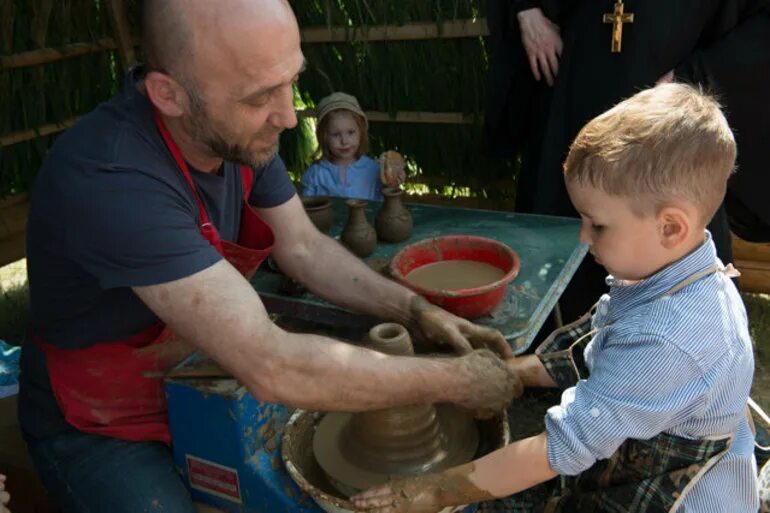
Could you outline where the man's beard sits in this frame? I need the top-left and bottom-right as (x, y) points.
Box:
(185, 84), (279, 168)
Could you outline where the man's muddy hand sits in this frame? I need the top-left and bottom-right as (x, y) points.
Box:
(410, 296), (513, 358)
(452, 349), (523, 418)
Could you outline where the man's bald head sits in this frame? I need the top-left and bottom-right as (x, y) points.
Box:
(141, 0), (296, 78)
(141, 0), (190, 74)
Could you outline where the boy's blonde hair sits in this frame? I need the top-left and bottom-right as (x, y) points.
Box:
(564, 83), (736, 224)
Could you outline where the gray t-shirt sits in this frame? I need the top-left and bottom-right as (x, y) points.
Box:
(19, 66), (296, 441)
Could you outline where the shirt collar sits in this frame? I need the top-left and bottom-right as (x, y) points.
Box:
(602, 231), (718, 322)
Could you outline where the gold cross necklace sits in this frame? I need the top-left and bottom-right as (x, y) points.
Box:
(603, 1), (634, 53)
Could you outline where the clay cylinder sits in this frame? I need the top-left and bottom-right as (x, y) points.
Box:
(341, 199), (376, 258)
(367, 323), (414, 356)
(375, 187), (412, 243)
(302, 196), (334, 233)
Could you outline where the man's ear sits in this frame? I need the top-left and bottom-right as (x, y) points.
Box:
(144, 71), (187, 117)
(658, 206), (691, 250)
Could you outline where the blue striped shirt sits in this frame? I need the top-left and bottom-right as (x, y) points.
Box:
(301, 156), (382, 200)
(545, 233), (759, 511)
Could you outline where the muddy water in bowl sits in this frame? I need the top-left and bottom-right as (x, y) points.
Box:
(405, 260), (505, 291)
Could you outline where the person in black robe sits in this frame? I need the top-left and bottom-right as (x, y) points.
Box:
(485, 0), (770, 322)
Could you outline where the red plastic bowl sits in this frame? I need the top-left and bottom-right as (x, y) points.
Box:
(389, 235), (520, 319)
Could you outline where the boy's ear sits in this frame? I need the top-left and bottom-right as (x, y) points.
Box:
(657, 206), (690, 249)
(144, 71), (187, 118)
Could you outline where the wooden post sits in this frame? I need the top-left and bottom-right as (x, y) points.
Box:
(0, 194), (30, 268)
(733, 234), (770, 294)
(106, 0), (136, 71)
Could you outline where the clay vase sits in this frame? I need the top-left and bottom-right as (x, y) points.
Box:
(301, 196), (334, 233)
(375, 187), (412, 243)
(341, 199), (376, 258)
(344, 323), (449, 474)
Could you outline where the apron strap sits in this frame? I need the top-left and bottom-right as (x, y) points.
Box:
(153, 109), (224, 253)
(662, 263), (741, 298)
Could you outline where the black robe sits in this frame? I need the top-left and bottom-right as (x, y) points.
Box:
(486, 0), (770, 320)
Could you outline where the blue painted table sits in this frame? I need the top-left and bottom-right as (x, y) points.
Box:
(252, 199), (587, 354)
(168, 201), (587, 512)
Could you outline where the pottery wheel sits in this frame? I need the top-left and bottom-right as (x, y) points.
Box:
(313, 403), (478, 497)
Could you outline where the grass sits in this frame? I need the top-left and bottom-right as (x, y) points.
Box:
(0, 259), (28, 347)
(746, 293), (770, 412)
(1, 259), (769, 413)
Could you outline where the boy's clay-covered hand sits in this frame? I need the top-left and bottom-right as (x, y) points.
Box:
(0, 474), (10, 513)
(352, 464), (494, 513)
(454, 349), (522, 418)
(410, 296), (513, 358)
(351, 475), (444, 513)
(379, 150), (406, 187)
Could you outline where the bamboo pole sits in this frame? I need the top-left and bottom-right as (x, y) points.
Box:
(301, 18), (490, 43)
(0, 1), (13, 52)
(298, 109), (477, 124)
(0, 38), (117, 70)
(106, 0), (137, 71)
(30, 0), (55, 126)
(0, 117), (80, 147)
(30, 0), (54, 49)
(0, 18), (489, 71)
(1, 108), (482, 148)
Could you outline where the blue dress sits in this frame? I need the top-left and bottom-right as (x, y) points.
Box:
(301, 156), (382, 200)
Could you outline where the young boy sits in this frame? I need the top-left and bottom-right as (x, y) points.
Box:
(352, 84), (759, 512)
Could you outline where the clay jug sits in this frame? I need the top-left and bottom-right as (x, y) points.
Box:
(301, 196), (334, 233)
(375, 187), (412, 243)
(341, 199), (376, 257)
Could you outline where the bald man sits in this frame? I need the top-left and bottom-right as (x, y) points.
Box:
(18, 0), (520, 510)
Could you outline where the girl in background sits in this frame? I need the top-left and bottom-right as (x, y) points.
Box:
(302, 92), (384, 200)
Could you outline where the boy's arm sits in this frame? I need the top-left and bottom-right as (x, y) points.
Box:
(352, 432), (557, 513)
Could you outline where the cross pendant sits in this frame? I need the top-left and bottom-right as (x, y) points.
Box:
(603, 1), (634, 53)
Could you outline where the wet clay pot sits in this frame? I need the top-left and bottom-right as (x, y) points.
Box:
(312, 322), (479, 497)
(341, 199), (376, 258)
(302, 196), (334, 233)
(375, 187), (412, 243)
(366, 323), (414, 356)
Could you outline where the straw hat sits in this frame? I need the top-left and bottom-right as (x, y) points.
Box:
(315, 92), (367, 126)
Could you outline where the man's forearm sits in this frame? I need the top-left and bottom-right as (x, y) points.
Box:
(134, 259), (464, 412)
(242, 325), (464, 410)
(278, 232), (419, 326)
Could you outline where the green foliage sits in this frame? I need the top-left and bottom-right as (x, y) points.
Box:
(0, 0), (120, 197)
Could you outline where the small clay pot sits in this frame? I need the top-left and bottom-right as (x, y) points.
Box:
(375, 187), (412, 243)
(367, 323), (413, 356)
(302, 196), (334, 233)
(341, 199), (376, 258)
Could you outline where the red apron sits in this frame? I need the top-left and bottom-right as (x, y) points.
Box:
(35, 111), (275, 444)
